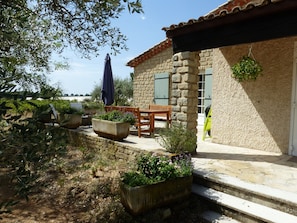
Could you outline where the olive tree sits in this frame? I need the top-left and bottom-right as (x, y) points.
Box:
(1, 0), (143, 94)
(0, 0), (143, 206)
(91, 76), (133, 105)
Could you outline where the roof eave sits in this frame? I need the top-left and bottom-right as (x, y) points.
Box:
(164, 0), (297, 52)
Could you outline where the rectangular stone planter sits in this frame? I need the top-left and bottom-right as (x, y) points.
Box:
(120, 175), (193, 215)
(92, 118), (130, 141)
(59, 113), (82, 129)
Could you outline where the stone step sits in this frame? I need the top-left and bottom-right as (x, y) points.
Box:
(192, 184), (297, 223)
(193, 169), (297, 216)
(200, 210), (242, 223)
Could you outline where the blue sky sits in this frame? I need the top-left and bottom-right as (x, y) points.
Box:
(50, 0), (226, 95)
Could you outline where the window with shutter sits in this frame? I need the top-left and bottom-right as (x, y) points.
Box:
(154, 73), (169, 105)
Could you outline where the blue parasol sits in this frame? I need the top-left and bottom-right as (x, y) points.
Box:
(101, 53), (115, 105)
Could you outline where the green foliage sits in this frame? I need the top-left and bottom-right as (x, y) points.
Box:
(121, 153), (193, 187)
(51, 100), (83, 115)
(39, 84), (63, 99)
(157, 123), (197, 154)
(0, 99), (33, 114)
(30, 100), (52, 121)
(91, 76), (133, 106)
(0, 99), (68, 200)
(82, 101), (104, 111)
(94, 110), (135, 125)
(114, 77), (133, 105)
(1, 0), (143, 96)
(0, 116), (68, 200)
(91, 85), (102, 102)
(59, 106), (83, 115)
(231, 56), (263, 82)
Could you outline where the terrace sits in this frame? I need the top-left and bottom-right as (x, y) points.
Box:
(68, 125), (297, 222)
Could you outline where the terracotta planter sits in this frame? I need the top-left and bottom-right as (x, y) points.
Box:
(120, 175), (193, 215)
(59, 114), (82, 129)
(92, 118), (130, 141)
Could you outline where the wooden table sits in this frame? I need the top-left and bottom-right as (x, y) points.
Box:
(139, 109), (170, 133)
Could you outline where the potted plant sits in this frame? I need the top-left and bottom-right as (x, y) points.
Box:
(92, 110), (135, 140)
(120, 153), (193, 215)
(55, 101), (83, 129)
(28, 100), (52, 123)
(231, 56), (263, 82)
(82, 101), (104, 115)
(156, 123), (197, 154)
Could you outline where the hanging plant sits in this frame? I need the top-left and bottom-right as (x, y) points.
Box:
(231, 55), (263, 82)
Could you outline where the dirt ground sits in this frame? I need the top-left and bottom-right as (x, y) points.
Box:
(0, 146), (203, 223)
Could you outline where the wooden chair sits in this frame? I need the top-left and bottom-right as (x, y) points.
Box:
(104, 106), (153, 137)
(148, 104), (172, 126)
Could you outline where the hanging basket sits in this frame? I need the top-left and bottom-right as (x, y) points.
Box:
(231, 56), (263, 82)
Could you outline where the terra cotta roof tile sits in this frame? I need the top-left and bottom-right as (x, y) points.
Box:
(126, 39), (172, 67)
(162, 0), (284, 32)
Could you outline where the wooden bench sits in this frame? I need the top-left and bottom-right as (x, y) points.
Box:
(148, 104), (172, 124)
(104, 106), (153, 138)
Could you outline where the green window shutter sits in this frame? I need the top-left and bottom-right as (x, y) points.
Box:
(154, 73), (169, 105)
(204, 68), (212, 108)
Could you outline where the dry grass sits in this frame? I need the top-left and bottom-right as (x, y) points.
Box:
(0, 145), (203, 223)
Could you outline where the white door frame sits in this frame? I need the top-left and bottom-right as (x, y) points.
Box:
(289, 42), (297, 156)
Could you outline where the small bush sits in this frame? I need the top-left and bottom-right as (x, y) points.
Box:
(156, 123), (197, 154)
(94, 110), (135, 125)
(231, 56), (263, 82)
(121, 153), (193, 187)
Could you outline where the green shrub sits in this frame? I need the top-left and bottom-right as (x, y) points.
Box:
(156, 123), (197, 154)
(121, 153), (193, 187)
(0, 99), (68, 200)
(93, 110), (135, 125)
(231, 56), (263, 82)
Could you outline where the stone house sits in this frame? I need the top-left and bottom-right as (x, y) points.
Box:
(128, 0), (297, 156)
(127, 39), (213, 128)
(161, 0), (297, 155)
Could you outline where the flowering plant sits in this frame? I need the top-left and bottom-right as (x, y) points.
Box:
(121, 153), (193, 187)
(93, 110), (135, 125)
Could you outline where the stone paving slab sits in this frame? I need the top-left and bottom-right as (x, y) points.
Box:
(196, 140), (297, 194)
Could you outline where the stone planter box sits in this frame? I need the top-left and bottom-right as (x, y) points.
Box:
(92, 118), (130, 141)
(59, 114), (82, 129)
(120, 175), (193, 215)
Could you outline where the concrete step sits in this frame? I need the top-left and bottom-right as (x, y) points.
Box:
(200, 210), (242, 223)
(192, 184), (297, 223)
(193, 169), (297, 216)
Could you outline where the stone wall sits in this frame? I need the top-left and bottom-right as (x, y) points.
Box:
(132, 47), (211, 133)
(66, 130), (174, 163)
(67, 130), (144, 162)
(171, 51), (199, 131)
(198, 49), (213, 72)
(133, 47), (173, 108)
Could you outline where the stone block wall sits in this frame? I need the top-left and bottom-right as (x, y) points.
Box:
(67, 130), (144, 162)
(66, 130), (174, 163)
(171, 51), (199, 131)
(132, 46), (212, 134)
(133, 47), (173, 108)
(198, 49), (213, 73)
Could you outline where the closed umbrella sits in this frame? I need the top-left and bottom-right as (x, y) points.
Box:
(101, 53), (114, 105)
